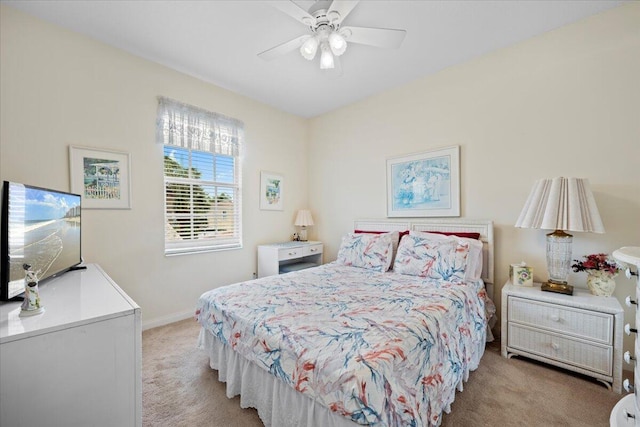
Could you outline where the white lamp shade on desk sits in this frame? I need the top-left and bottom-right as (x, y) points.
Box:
(515, 177), (604, 290)
(295, 210), (314, 241)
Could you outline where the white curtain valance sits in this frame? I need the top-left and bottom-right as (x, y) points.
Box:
(156, 97), (244, 157)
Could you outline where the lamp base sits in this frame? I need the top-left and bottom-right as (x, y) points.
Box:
(541, 281), (574, 295)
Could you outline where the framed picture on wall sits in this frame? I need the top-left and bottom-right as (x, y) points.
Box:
(259, 171), (283, 211)
(69, 146), (131, 209)
(387, 145), (460, 217)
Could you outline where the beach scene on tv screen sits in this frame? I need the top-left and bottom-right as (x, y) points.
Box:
(8, 184), (81, 297)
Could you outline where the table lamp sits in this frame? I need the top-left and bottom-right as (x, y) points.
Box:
(295, 210), (314, 242)
(515, 177), (604, 294)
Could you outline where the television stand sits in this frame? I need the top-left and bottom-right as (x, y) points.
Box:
(0, 264), (141, 426)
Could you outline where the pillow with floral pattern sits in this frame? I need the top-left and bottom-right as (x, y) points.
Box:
(393, 232), (470, 281)
(336, 232), (394, 272)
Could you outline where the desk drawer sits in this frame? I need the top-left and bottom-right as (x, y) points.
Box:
(508, 323), (612, 376)
(303, 244), (323, 257)
(508, 296), (613, 344)
(278, 247), (302, 261)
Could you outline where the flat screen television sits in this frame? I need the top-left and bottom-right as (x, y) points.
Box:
(1, 181), (82, 301)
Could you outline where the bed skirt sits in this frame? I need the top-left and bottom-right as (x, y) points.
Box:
(198, 327), (485, 427)
(198, 327), (356, 427)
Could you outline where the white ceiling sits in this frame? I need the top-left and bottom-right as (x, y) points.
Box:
(3, 0), (627, 118)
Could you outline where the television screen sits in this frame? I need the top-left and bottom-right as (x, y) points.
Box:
(1, 181), (82, 300)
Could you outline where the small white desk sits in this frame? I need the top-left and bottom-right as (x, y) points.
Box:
(257, 241), (323, 278)
(0, 264), (141, 426)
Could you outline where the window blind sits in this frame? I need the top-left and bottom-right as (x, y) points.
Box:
(157, 97), (243, 255)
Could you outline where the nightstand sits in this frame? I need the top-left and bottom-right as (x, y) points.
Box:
(501, 282), (623, 393)
(257, 241), (323, 278)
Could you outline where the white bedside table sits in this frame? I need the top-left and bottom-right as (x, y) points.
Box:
(257, 241), (323, 278)
(501, 282), (623, 393)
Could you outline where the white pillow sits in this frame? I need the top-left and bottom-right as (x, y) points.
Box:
(336, 232), (394, 272)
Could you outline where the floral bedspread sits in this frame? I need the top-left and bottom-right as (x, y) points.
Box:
(196, 263), (488, 426)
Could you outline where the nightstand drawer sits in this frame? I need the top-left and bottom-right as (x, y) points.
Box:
(303, 244), (322, 256)
(508, 323), (612, 376)
(508, 296), (613, 345)
(278, 247), (302, 261)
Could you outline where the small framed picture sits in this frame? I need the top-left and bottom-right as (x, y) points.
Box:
(387, 145), (460, 217)
(69, 146), (131, 209)
(259, 171), (283, 211)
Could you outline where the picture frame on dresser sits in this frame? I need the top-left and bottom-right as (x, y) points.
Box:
(386, 146), (460, 217)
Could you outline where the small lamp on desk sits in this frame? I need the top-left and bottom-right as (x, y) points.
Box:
(515, 177), (605, 295)
(295, 210), (314, 242)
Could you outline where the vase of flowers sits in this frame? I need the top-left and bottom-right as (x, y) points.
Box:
(572, 253), (621, 297)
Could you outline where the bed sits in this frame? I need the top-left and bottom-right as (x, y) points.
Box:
(196, 219), (495, 427)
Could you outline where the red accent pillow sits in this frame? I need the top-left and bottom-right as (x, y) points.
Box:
(354, 229), (410, 239)
(426, 231), (481, 240)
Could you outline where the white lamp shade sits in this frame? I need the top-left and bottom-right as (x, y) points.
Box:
(319, 43), (334, 69)
(300, 36), (319, 60)
(328, 31), (347, 56)
(295, 210), (314, 227)
(515, 177), (605, 233)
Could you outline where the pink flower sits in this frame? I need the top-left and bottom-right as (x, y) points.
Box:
(572, 253), (620, 277)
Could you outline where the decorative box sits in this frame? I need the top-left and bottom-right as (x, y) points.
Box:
(510, 263), (533, 287)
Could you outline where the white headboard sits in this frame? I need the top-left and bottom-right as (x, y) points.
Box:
(354, 218), (495, 285)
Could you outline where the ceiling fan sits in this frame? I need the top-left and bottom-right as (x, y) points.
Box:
(258, 0), (406, 71)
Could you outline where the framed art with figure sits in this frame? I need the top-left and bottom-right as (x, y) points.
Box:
(69, 145), (131, 209)
(260, 171), (283, 211)
(387, 145), (460, 217)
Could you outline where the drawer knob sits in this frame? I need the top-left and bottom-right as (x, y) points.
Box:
(625, 324), (638, 335)
(626, 296), (638, 307)
(551, 342), (560, 351)
(550, 314), (560, 322)
(624, 378), (634, 392)
(624, 351), (636, 364)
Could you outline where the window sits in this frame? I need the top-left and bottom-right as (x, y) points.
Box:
(157, 97), (243, 255)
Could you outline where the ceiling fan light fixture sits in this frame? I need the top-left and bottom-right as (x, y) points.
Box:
(328, 31), (347, 56)
(300, 36), (319, 60)
(319, 43), (334, 69)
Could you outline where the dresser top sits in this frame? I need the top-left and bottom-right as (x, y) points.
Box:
(0, 264), (138, 343)
(613, 247), (640, 268)
(260, 241), (321, 248)
(503, 282), (623, 314)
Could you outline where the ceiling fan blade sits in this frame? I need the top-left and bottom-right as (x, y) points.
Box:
(269, 0), (316, 27)
(341, 26), (406, 49)
(258, 35), (310, 61)
(326, 0), (360, 25)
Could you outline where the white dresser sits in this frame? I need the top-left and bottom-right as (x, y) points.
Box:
(257, 241), (323, 278)
(0, 264), (141, 427)
(502, 282), (623, 393)
(610, 247), (640, 426)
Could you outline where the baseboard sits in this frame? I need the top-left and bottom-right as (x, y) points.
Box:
(142, 309), (194, 331)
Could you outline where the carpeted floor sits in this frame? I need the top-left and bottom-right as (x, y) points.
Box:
(143, 319), (626, 426)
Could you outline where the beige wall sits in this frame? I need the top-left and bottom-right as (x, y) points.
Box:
(0, 6), (309, 328)
(1, 3), (639, 355)
(309, 3), (640, 352)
